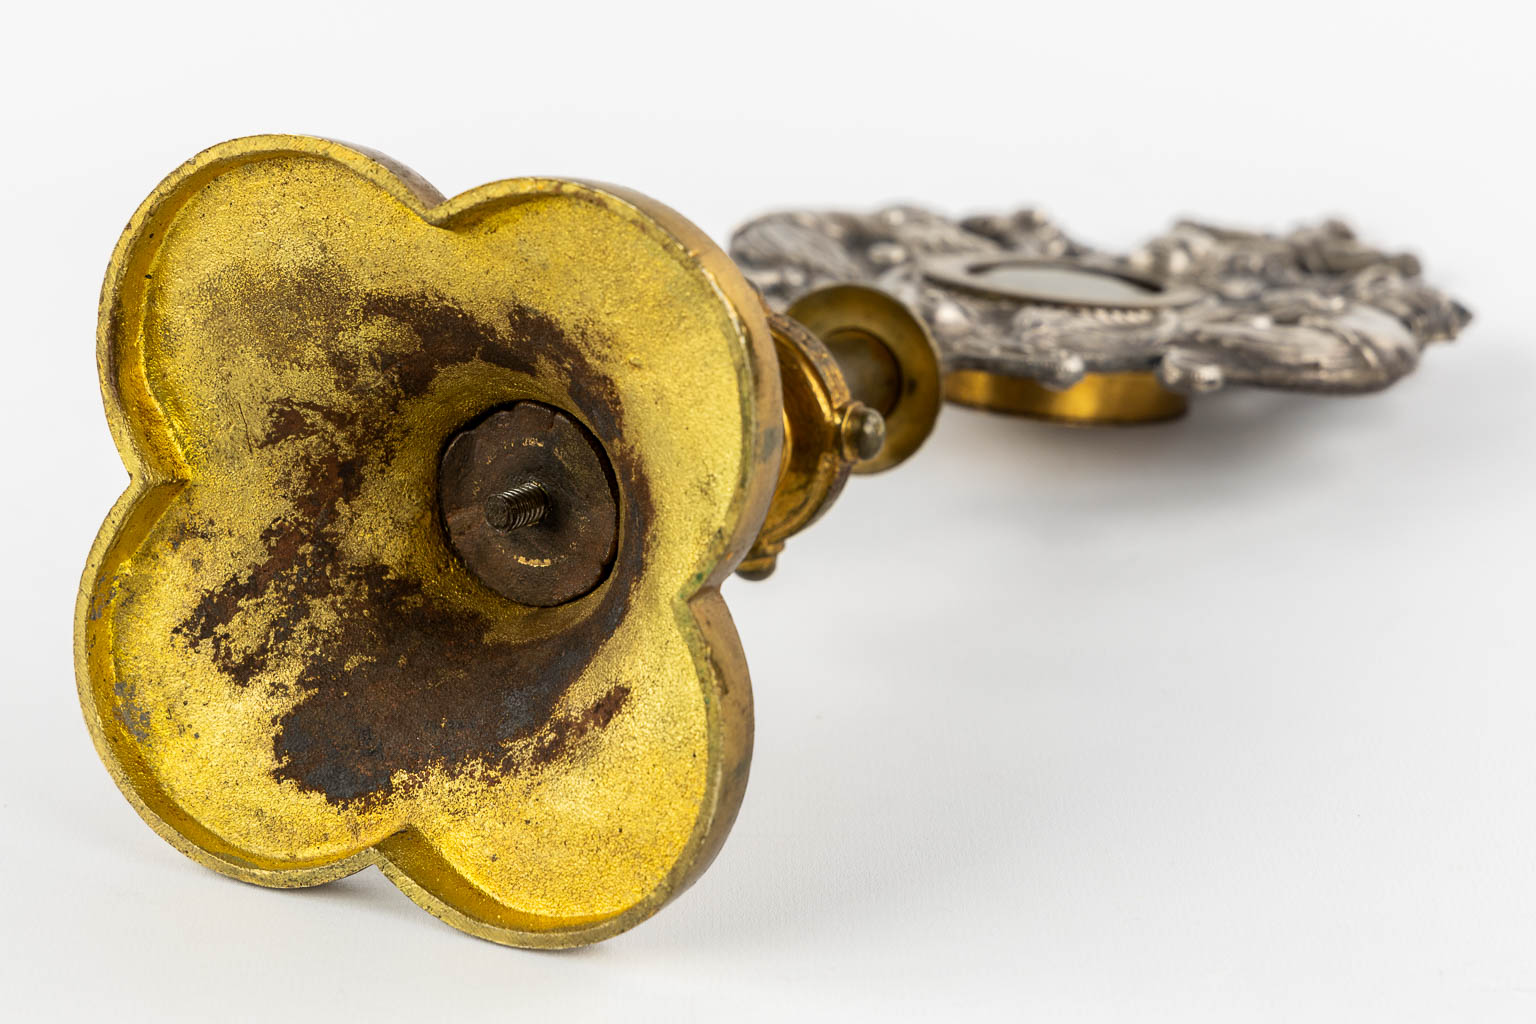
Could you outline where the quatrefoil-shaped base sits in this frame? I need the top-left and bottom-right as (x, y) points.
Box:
(76, 137), (781, 947)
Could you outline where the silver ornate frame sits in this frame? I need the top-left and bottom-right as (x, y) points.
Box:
(730, 207), (1471, 396)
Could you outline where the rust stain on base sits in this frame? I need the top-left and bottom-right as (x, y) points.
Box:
(169, 273), (652, 804)
(78, 136), (780, 946)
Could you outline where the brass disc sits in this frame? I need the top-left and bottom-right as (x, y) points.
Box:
(786, 284), (942, 474)
(944, 369), (1188, 425)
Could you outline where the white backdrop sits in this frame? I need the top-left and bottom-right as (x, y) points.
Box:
(3, 2), (1532, 1020)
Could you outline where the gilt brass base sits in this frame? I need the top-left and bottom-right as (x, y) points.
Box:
(78, 135), (778, 949)
(77, 135), (948, 951)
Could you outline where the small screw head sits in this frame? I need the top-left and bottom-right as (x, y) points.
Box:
(840, 402), (886, 463)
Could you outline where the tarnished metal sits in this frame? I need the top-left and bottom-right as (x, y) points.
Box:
(77, 136), (784, 949)
(485, 482), (551, 533)
(76, 136), (943, 950)
(440, 402), (618, 607)
(730, 207), (1471, 424)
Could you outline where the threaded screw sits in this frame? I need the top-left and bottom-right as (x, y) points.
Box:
(484, 481), (549, 532)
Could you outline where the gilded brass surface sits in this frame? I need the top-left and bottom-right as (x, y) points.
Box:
(784, 285), (942, 475)
(944, 369), (1188, 424)
(737, 312), (863, 579)
(76, 136), (781, 948)
(737, 284), (941, 578)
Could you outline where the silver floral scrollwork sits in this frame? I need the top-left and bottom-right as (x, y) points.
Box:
(729, 207), (1471, 396)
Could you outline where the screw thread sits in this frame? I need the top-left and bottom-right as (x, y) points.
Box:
(484, 481), (549, 532)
